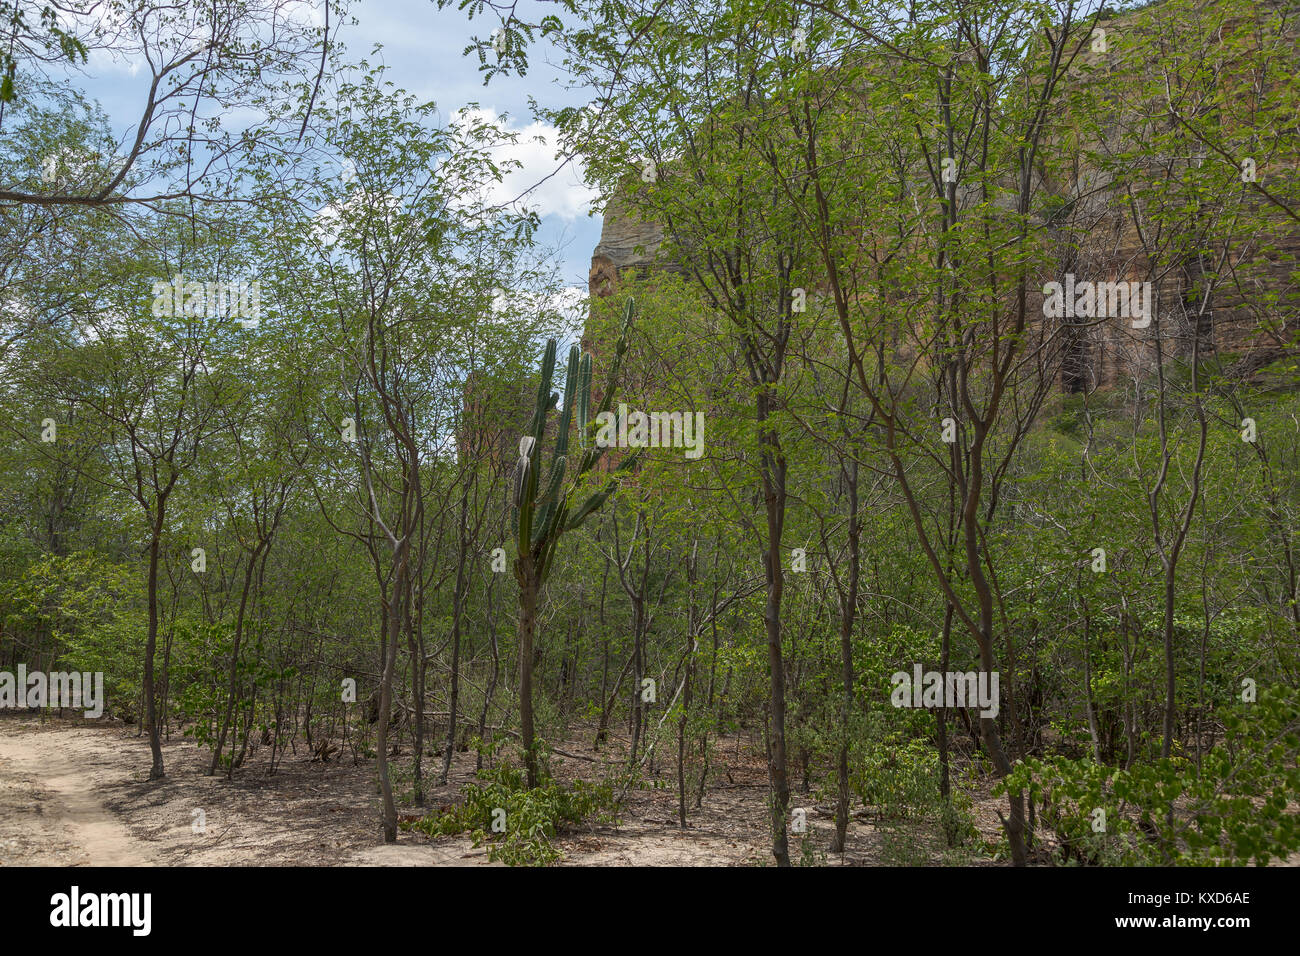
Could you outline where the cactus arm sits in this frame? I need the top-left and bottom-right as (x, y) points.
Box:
(531, 454), (568, 551)
(517, 438), (542, 550)
(537, 502), (567, 580)
(576, 354), (592, 449)
(564, 450), (642, 533)
(518, 299), (639, 577)
(553, 345), (579, 464)
(564, 485), (613, 534)
(529, 339), (557, 443)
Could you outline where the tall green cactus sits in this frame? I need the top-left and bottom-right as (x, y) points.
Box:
(513, 298), (640, 787)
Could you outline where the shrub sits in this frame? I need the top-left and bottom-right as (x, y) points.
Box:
(402, 761), (620, 866)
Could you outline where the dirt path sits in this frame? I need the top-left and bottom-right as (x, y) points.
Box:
(0, 717), (435, 866)
(0, 716), (885, 866)
(0, 719), (156, 866)
(0, 717), (782, 866)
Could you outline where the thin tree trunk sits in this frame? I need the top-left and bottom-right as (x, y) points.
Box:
(763, 488), (790, 868)
(477, 568), (500, 773)
(143, 509), (166, 780)
(831, 460), (860, 854)
(377, 555), (406, 843)
(441, 484), (471, 786)
(937, 603), (956, 844)
(210, 546), (262, 775)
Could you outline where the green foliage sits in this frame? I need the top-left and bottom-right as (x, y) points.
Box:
(1002, 687), (1300, 865)
(851, 734), (943, 822)
(0, 551), (143, 713)
(2, 0), (1299, 872)
(402, 761), (620, 866)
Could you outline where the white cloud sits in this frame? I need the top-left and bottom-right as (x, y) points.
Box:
(491, 284), (587, 327)
(547, 285), (589, 328)
(454, 106), (596, 222)
(310, 187), (402, 247)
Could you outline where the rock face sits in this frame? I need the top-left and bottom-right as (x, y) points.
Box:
(587, 190), (668, 299)
(585, 2), (1300, 391)
(1039, 1), (1300, 389)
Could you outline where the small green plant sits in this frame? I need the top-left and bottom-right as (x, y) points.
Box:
(402, 762), (620, 866)
(939, 789), (979, 848)
(851, 734), (942, 820)
(797, 835), (827, 867)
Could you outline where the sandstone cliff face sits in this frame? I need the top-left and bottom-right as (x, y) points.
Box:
(588, 190), (670, 299)
(1048, 1), (1300, 388)
(585, 1), (1299, 391)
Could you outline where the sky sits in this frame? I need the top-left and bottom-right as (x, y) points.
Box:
(335, 0), (601, 291)
(60, 0), (1123, 313)
(72, 0), (603, 304)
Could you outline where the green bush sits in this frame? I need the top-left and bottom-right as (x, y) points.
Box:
(402, 761), (620, 866)
(1001, 687), (1300, 865)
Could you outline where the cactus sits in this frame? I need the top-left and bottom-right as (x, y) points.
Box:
(513, 298), (640, 787)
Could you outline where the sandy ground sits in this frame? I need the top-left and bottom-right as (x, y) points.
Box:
(0, 714), (918, 866)
(0, 719), (155, 866)
(25, 713), (1288, 867)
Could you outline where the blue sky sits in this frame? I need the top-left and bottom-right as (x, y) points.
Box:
(63, 0), (1121, 308)
(336, 0), (601, 291)
(75, 0), (602, 299)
